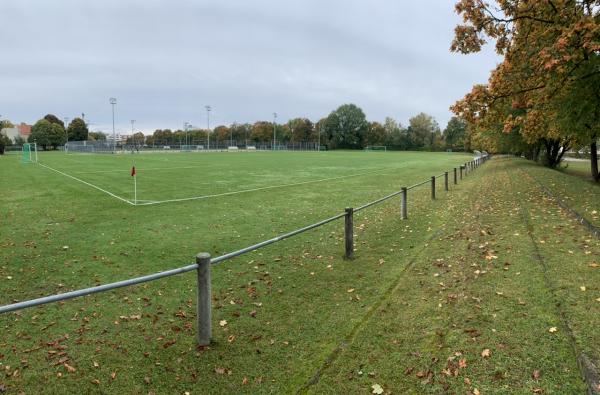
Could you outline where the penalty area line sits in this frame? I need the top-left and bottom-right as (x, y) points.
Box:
(135, 168), (394, 206)
(37, 162), (134, 205)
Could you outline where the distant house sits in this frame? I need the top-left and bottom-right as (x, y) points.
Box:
(17, 123), (31, 139)
(1, 127), (20, 142)
(0, 123), (32, 143)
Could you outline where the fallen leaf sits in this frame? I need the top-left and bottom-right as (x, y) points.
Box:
(481, 349), (491, 358)
(371, 383), (384, 394)
(347, 288), (355, 293)
(580, 286), (586, 292)
(242, 377), (249, 385)
(64, 363), (76, 373)
(548, 327), (557, 333)
(473, 388), (480, 395)
(110, 371), (117, 380)
(532, 370), (541, 380)
(459, 359), (467, 368)
(219, 320), (228, 327)
(589, 263), (599, 268)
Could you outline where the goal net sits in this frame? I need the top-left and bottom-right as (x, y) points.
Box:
(364, 146), (387, 152)
(21, 143), (38, 163)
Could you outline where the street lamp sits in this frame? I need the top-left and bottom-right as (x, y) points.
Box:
(273, 112), (277, 151)
(184, 121), (190, 148)
(109, 97), (117, 153)
(63, 117), (69, 151)
(205, 105), (211, 150)
(131, 120), (136, 149)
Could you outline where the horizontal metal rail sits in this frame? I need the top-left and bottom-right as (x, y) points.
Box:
(355, 189), (403, 212)
(210, 212), (346, 264)
(0, 263), (199, 314)
(407, 179), (430, 190)
(0, 156), (489, 315)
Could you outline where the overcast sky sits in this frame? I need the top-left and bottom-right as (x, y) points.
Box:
(0, 0), (499, 134)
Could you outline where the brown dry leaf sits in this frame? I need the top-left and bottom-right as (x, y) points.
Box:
(91, 379), (100, 385)
(242, 377), (249, 385)
(588, 263), (599, 268)
(459, 359), (468, 369)
(63, 363), (76, 373)
(227, 335), (236, 343)
(110, 371), (117, 380)
(215, 367), (226, 375)
(144, 376), (151, 384)
(93, 361), (99, 368)
(481, 349), (491, 358)
(347, 288), (355, 293)
(532, 370), (541, 380)
(219, 320), (228, 327)
(548, 327), (558, 333)
(473, 389), (480, 395)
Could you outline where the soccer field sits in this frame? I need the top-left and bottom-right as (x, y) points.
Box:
(1, 150), (475, 393)
(29, 150), (472, 206)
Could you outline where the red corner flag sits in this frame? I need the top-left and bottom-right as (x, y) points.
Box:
(131, 166), (136, 177)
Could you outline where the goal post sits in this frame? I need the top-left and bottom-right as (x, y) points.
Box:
(21, 143), (38, 163)
(364, 146), (387, 152)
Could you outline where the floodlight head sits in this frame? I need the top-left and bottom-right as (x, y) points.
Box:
(273, 112), (277, 119)
(205, 105), (211, 112)
(109, 97), (117, 105)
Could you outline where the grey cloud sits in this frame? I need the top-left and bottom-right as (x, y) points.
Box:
(0, 0), (499, 134)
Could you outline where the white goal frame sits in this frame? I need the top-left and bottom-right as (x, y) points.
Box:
(22, 143), (38, 163)
(364, 146), (387, 152)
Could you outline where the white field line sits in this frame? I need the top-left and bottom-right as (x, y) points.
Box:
(37, 162), (134, 205)
(73, 165), (208, 174)
(135, 168), (395, 206)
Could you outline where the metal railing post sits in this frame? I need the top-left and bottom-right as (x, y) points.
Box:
(196, 253), (212, 346)
(453, 167), (457, 184)
(444, 172), (449, 191)
(344, 207), (354, 259)
(460, 166), (463, 180)
(431, 176), (436, 200)
(401, 187), (407, 220)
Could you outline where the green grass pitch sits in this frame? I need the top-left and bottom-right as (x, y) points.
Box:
(1, 150), (475, 393)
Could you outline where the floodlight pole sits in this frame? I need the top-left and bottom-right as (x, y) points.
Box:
(273, 112), (277, 151)
(205, 105), (211, 150)
(184, 121), (189, 148)
(130, 119), (136, 147)
(110, 97), (117, 153)
(64, 117), (69, 151)
(318, 122), (322, 151)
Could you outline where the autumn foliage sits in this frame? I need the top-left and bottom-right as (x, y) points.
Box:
(451, 0), (600, 178)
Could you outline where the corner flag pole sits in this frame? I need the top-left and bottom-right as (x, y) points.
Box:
(131, 166), (137, 205)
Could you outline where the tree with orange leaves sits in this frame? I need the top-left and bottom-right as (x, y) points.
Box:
(451, 0), (600, 178)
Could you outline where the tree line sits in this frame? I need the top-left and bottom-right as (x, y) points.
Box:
(2, 105), (471, 153)
(129, 105), (469, 151)
(450, 0), (600, 180)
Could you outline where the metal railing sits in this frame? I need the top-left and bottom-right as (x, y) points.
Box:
(0, 155), (490, 345)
